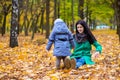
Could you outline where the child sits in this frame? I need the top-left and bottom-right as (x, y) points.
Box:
(46, 18), (74, 69)
(65, 20), (102, 69)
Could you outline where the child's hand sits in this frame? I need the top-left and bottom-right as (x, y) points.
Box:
(71, 48), (74, 53)
(94, 51), (100, 58)
(72, 47), (74, 50)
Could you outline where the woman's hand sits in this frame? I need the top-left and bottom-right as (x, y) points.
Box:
(94, 51), (100, 58)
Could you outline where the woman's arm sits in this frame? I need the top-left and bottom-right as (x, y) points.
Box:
(93, 41), (102, 54)
(92, 41), (102, 58)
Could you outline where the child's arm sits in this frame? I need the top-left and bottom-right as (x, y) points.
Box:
(46, 31), (55, 51)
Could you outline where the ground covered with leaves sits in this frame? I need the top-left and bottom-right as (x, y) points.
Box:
(0, 30), (120, 80)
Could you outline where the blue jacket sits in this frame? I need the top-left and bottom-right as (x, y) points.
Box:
(46, 19), (74, 56)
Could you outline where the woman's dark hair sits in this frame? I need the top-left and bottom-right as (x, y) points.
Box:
(75, 20), (96, 44)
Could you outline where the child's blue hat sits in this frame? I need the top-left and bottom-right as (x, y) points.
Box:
(54, 18), (63, 24)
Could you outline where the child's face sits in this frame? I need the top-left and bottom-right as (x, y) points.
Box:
(77, 24), (84, 33)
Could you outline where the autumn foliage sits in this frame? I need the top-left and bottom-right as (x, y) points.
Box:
(0, 30), (120, 80)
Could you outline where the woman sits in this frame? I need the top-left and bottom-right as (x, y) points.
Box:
(65, 20), (102, 69)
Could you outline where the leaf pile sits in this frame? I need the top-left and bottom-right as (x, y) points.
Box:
(0, 30), (120, 80)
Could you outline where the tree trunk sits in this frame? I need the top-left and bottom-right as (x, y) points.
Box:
(78, 0), (84, 19)
(116, 0), (120, 42)
(92, 19), (96, 29)
(71, 0), (74, 33)
(23, 0), (29, 36)
(57, 0), (60, 18)
(10, 0), (19, 48)
(31, 18), (36, 40)
(54, 0), (57, 20)
(28, 0), (34, 33)
(2, 15), (6, 36)
(17, 0), (23, 35)
(45, 0), (50, 38)
(115, 0), (120, 42)
(18, 0), (23, 34)
(89, 11), (92, 28)
(63, 0), (66, 21)
(86, 2), (89, 25)
(31, 13), (40, 40)
(1, 4), (11, 36)
(0, 14), (2, 33)
(40, 6), (45, 34)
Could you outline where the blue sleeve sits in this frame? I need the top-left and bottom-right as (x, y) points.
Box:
(46, 31), (55, 50)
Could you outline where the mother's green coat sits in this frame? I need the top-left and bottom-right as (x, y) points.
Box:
(70, 40), (102, 65)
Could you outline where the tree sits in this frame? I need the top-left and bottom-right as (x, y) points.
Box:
(78, 0), (84, 19)
(54, 0), (57, 20)
(40, 5), (45, 34)
(23, 0), (29, 36)
(57, 0), (60, 18)
(1, 3), (11, 36)
(18, 0), (23, 35)
(115, 0), (120, 42)
(10, 0), (18, 48)
(71, 0), (74, 33)
(0, 14), (2, 33)
(45, 0), (50, 38)
(31, 12), (40, 40)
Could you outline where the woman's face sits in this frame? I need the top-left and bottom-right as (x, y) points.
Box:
(77, 24), (84, 33)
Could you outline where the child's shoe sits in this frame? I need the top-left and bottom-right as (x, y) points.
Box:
(64, 57), (71, 69)
(70, 58), (76, 69)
